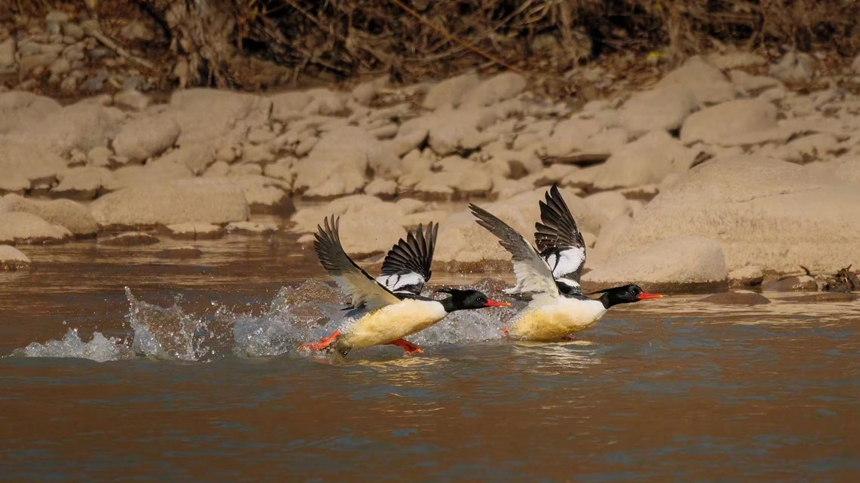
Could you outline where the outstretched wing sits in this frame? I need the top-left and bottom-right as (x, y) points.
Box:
(376, 222), (439, 295)
(314, 215), (401, 312)
(470, 204), (559, 304)
(534, 184), (587, 294)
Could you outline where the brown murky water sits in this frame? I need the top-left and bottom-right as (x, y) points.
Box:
(1, 234), (859, 482)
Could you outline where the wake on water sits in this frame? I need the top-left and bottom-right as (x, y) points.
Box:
(12, 280), (517, 363)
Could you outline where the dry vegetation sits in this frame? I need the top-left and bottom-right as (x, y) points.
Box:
(5, 0), (860, 90)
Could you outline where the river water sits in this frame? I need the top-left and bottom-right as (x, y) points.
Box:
(1, 235), (858, 482)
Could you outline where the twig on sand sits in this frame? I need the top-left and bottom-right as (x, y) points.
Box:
(80, 19), (156, 71)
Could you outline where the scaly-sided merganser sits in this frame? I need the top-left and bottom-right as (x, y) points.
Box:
(301, 216), (510, 356)
(469, 186), (662, 341)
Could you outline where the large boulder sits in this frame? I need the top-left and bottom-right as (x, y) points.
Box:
(653, 56), (737, 106)
(460, 72), (526, 107)
(423, 72), (480, 109)
(90, 178), (249, 227)
(229, 175), (293, 214)
(0, 245), (31, 271)
(102, 162), (194, 192)
(3, 194), (97, 236)
(680, 99), (777, 145)
(583, 236), (727, 291)
(618, 87), (696, 137)
(292, 127), (400, 198)
(2, 102), (126, 155)
(167, 89), (271, 147)
(52, 167), (112, 200)
(434, 187), (603, 270)
(0, 91), (62, 134)
(112, 115), (181, 162)
(0, 141), (66, 184)
(613, 155), (860, 273)
(0, 212), (72, 244)
(593, 130), (700, 189)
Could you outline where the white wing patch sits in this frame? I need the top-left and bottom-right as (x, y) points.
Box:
(376, 272), (426, 293)
(556, 278), (581, 290)
(547, 247), (585, 279)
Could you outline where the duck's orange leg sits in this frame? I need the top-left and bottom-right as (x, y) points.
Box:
(387, 338), (424, 355)
(300, 331), (341, 352)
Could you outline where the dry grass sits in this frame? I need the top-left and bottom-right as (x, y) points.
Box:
(4, 0), (860, 88)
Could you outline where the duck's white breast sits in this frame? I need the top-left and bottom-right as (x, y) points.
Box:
(343, 299), (447, 349)
(509, 297), (607, 341)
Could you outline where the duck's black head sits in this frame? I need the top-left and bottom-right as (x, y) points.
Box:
(437, 289), (511, 313)
(593, 284), (663, 309)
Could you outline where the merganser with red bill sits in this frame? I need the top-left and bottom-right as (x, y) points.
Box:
(301, 216), (510, 357)
(469, 190), (662, 341)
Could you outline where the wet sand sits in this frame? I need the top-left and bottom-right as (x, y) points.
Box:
(1, 236), (859, 481)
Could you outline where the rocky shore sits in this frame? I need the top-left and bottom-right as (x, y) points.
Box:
(2, 23), (860, 293)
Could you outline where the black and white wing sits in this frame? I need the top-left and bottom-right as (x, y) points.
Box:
(314, 215), (401, 312)
(534, 184), (587, 295)
(470, 204), (559, 305)
(376, 222), (439, 295)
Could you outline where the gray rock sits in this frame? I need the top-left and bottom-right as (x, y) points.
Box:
(728, 266), (764, 287)
(90, 178), (249, 227)
(680, 99), (777, 146)
(654, 56), (737, 106)
(613, 155), (860, 274)
(63, 23), (84, 40)
(460, 72), (527, 107)
(0, 38), (15, 69)
(3, 102), (126, 156)
(19, 53), (58, 71)
(0, 245), (31, 271)
(49, 57), (70, 75)
(769, 51), (815, 83)
(293, 126), (400, 198)
(0, 91), (62, 134)
(351, 76), (388, 104)
(0, 211), (72, 244)
(593, 130), (700, 189)
(98, 232), (160, 246)
(45, 10), (69, 24)
(423, 72), (480, 109)
(52, 167), (111, 200)
(113, 89), (151, 111)
(3, 194), (98, 236)
(113, 115), (181, 162)
(168, 89), (271, 147)
(166, 222), (224, 240)
(229, 175), (293, 214)
(0, 174), (29, 195)
(0, 141), (66, 184)
(618, 85), (697, 137)
(583, 237), (728, 289)
(700, 292), (770, 305)
(102, 162), (194, 192)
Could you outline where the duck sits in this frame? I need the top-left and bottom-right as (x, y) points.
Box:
(301, 215), (510, 357)
(469, 184), (662, 341)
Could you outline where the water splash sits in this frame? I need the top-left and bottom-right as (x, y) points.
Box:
(14, 328), (133, 363)
(233, 283), (345, 357)
(125, 287), (232, 362)
(13, 280), (520, 362)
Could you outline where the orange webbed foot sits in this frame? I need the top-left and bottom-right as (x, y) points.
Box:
(300, 330), (341, 352)
(387, 338), (424, 355)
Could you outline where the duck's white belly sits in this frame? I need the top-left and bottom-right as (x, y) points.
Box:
(343, 299), (447, 349)
(509, 297), (607, 341)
